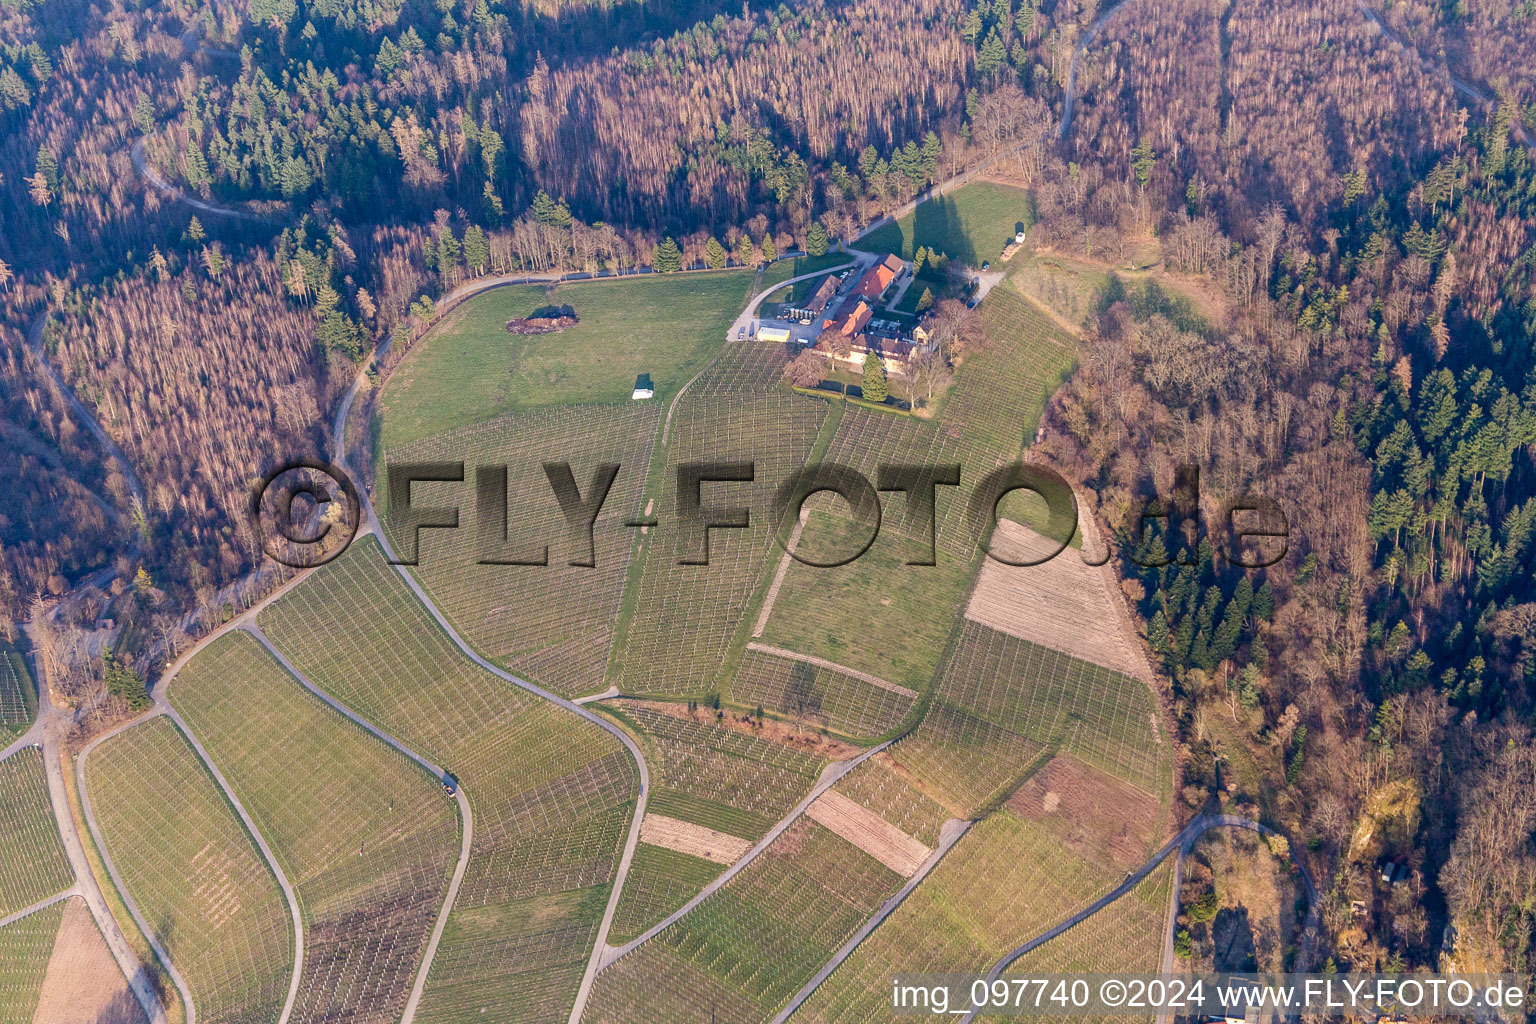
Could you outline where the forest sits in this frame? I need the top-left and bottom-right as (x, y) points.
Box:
(2, 0), (1535, 981)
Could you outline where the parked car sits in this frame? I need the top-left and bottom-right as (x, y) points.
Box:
(443, 771), (460, 796)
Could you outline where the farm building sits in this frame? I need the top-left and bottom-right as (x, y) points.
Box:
(631, 373), (654, 399)
(852, 253), (906, 300)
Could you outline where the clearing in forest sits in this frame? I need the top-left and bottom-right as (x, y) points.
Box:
(379, 270), (750, 450)
(168, 631), (460, 1024)
(85, 716), (293, 1024)
(860, 181), (1036, 268)
(259, 537), (638, 1024)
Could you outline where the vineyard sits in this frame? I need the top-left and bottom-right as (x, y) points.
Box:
(608, 345), (829, 695)
(942, 283), (1076, 490)
(889, 621), (1167, 816)
(0, 900), (63, 1021)
(586, 818), (904, 1023)
(168, 631), (460, 1024)
(0, 643), (34, 740)
(259, 539), (638, 1024)
(85, 716), (294, 1024)
(728, 647), (914, 741)
(830, 755), (952, 849)
(0, 747), (73, 918)
(607, 701), (827, 840)
(604, 843), (720, 945)
(1000, 859), (1175, 1024)
(789, 809), (1127, 1023)
(380, 404), (660, 697)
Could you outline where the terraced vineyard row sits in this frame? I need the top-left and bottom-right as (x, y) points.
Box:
(611, 386), (828, 697)
(830, 755), (951, 849)
(0, 900), (64, 1020)
(384, 404), (661, 698)
(890, 621), (1166, 816)
(728, 647), (913, 741)
(169, 631), (460, 1024)
(86, 716), (293, 1024)
(260, 539), (638, 1024)
(587, 818), (904, 1023)
(789, 810), (1125, 1023)
(0, 643), (35, 740)
(598, 699), (831, 942)
(0, 747), (73, 918)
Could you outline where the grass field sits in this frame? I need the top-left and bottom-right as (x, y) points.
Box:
(0, 747), (73, 918)
(259, 538), (638, 1024)
(0, 900), (63, 1021)
(756, 254), (853, 298)
(890, 621), (1167, 818)
(728, 648), (914, 742)
(608, 344), (830, 696)
(381, 404), (659, 696)
(86, 717), (293, 1024)
(586, 818), (904, 1023)
(754, 507), (973, 695)
(169, 631), (460, 1024)
(379, 271), (751, 452)
(0, 644), (35, 740)
(859, 181), (1035, 268)
(790, 809), (1128, 1023)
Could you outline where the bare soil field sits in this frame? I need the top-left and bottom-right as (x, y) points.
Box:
(30, 898), (146, 1024)
(805, 789), (932, 877)
(966, 519), (1142, 678)
(1006, 755), (1163, 869)
(639, 814), (753, 866)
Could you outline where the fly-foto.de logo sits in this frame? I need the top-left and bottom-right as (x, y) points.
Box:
(250, 457), (1289, 572)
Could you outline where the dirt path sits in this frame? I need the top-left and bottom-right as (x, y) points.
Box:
(752, 512), (809, 637)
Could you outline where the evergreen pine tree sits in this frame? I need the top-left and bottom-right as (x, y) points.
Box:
(805, 222), (828, 256)
(652, 237), (683, 273)
(705, 237), (727, 269)
(861, 351), (888, 403)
